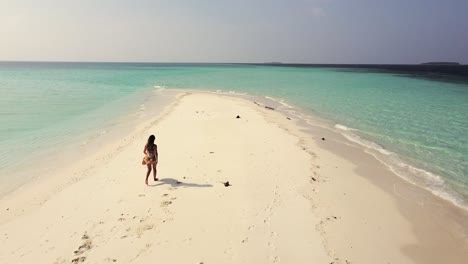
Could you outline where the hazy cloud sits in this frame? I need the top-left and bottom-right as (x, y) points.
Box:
(0, 0), (467, 64)
(308, 7), (325, 16)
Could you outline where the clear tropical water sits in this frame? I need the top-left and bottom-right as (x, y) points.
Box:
(1, 62), (467, 207)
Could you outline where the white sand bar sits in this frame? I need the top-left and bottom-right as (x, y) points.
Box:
(1, 92), (467, 264)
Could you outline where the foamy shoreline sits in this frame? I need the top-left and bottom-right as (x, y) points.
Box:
(1, 91), (467, 263)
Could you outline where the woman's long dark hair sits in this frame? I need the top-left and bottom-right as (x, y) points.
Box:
(147, 135), (155, 151)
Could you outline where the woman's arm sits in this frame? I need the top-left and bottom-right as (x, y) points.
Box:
(154, 145), (158, 162)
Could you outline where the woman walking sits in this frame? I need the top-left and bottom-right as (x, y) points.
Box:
(143, 135), (158, 185)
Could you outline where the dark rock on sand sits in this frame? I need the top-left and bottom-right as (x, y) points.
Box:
(224, 181), (231, 187)
(322, 137), (325, 141)
(236, 115), (241, 118)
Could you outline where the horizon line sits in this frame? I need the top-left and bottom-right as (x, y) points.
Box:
(0, 60), (465, 66)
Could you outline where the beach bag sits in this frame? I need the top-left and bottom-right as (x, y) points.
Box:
(142, 155), (151, 165)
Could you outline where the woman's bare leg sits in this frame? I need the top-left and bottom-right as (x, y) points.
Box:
(152, 163), (158, 181)
(146, 164), (152, 185)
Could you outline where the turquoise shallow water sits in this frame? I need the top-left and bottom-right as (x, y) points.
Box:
(1, 62), (467, 207)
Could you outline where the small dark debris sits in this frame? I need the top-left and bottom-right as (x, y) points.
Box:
(6, 208), (8, 211)
(322, 137), (325, 141)
(236, 115), (241, 119)
(183, 177), (186, 179)
(224, 181), (231, 187)
(81, 234), (89, 240)
(176, 181), (182, 184)
(311, 177), (317, 182)
(333, 216), (337, 219)
(286, 117), (291, 120)
(209, 151), (214, 154)
(265, 106), (275, 110)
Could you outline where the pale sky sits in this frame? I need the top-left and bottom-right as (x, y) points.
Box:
(1, 0), (467, 64)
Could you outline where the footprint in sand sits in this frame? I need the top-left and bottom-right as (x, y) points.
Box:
(183, 237), (193, 244)
(161, 200), (172, 207)
(270, 255), (280, 263)
(136, 224), (154, 238)
(71, 256), (86, 263)
(74, 239), (93, 255)
(72, 235), (93, 262)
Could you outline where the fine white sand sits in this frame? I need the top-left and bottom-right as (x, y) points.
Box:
(1, 91), (467, 264)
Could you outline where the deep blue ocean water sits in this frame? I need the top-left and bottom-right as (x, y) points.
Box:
(0, 62), (467, 207)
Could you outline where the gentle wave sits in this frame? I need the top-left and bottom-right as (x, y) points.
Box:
(154, 85), (166, 91)
(334, 124), (357, 131)
(264, 96), (295, 109)
(210, 90), (248, 96)
(336, 127), (466, 209)
(227, 90), (248, 95)
(340, 131), (394, 156)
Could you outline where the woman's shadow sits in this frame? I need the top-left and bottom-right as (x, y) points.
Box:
(149, 178), (213, 188)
